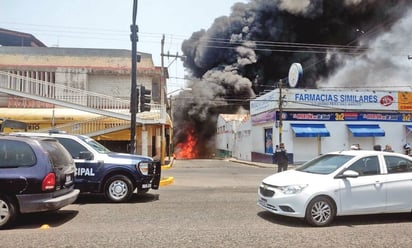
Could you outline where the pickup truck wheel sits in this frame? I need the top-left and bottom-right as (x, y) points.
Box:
(0, 195), (17, 229)
(104, 175), (133, 203)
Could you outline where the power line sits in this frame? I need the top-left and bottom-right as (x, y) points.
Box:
(2, 21), (412, 58)
(1, 21), (407, 52)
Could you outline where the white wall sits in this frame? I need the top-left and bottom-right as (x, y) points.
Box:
(216, 115), (230, 151)
(233, 120), (251, 161)
(55, 68), (88, 89)
(251, 123), (266, 154)
(88, 74), (130, 99)
(236, 119), (412, 164)
(275, 121), (410, 163)
(216, 115), (252, 160)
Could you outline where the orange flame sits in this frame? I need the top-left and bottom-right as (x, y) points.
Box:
(175, 128), (198, 159)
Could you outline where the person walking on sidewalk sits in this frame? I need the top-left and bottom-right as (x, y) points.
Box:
(275, 143), (288, 172)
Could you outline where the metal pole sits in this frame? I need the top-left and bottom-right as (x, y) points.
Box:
(130, 0), (138, 154)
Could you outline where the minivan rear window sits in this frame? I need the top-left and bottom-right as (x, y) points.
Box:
(39, 139), (74, 168)
(0, 140), (36, 167)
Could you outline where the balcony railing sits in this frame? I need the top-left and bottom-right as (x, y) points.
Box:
(35, 116), (130, 136)
(0, 71), (167, 123)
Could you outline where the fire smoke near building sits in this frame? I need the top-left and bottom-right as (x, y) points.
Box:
(173, 0), (412, 158)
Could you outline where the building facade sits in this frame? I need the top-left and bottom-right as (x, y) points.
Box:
(215, 114), (250, 158)
(0, 46), (169, 157)
(250, 88), (412, 164)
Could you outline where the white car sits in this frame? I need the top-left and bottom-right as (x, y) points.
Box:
(257, 150), (412, 227)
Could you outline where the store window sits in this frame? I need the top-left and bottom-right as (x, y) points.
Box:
(264, 128), (273, 154)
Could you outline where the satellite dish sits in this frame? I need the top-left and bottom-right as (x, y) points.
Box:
(288, 63), (303, 88)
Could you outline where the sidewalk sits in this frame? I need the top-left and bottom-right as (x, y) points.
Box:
(228, 158), (297, 170)
(227, 158), (275, 168)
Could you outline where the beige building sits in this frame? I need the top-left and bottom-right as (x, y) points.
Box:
(0, 45), (170, 157)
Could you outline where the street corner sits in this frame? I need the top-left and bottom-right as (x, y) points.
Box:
(161, 156), (175, 170)
(161, 164), (173, 170)
(160, 176), (174, 186)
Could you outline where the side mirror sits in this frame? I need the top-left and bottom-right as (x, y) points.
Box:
(335, 170), (359, 179)
(79, 151), (93, 160)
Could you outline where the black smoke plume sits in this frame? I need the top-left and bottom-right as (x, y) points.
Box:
(173, 0), (412, 157)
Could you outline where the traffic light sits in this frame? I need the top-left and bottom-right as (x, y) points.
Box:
(139, 86), (151, 112)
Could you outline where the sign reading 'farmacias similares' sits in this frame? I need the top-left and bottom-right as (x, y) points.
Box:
(251, 88), (408, 115)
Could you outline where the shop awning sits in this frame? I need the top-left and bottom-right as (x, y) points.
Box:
(346, 124), (385, 137)
(290, 123), (330, 137)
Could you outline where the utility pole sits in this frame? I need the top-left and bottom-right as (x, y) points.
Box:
(278, 79), (283, 145)
(161, 52), (186, 62)
(160, 34), (165, 165)
(129, 0), (138, 154)
(160, 34), (165, 107)
(160, 42), (185, 163)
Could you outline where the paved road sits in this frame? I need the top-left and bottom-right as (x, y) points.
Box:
(1, 159), (412, 248)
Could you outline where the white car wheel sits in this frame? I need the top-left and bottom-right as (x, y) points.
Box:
(305, 196), (336, 227)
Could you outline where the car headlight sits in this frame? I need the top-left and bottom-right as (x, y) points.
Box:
(280, 184), (308, 194)
(137, 161), (149, 175)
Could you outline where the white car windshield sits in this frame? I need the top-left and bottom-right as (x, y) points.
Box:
(296, 154), (354, 174)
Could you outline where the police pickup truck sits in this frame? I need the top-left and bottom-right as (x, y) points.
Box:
(13, 131), (161, 203)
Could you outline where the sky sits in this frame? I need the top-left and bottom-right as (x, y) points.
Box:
(0, 0), (246, 93)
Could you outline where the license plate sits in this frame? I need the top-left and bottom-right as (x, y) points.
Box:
(66, 175), (73, 184)
(142, 183), (151, 189)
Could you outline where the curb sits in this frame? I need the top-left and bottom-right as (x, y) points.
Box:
(160, 176), (174, 186)
(161, 164), (173, 170)
(160, 157), (175, 186)
(161, 157), (175, 170)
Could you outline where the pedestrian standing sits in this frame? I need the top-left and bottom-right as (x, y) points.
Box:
(383, 144), (394, 152)
(404, 144), (411, 155)
(272, 145), (279, 164)
(275, 143), (288, 172)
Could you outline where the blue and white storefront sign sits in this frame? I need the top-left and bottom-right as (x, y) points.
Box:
(284, 88), (398, 111)
(282, 111), (409, 122)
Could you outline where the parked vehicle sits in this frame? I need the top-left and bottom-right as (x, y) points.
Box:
(0, 135), (79, 229)
(258, 150), (412, 227)
(13, 131), (161, 203)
